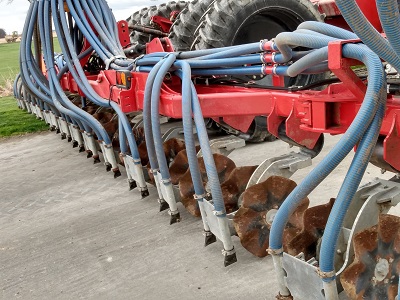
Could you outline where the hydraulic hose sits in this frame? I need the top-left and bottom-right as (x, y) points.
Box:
(273, 33), (335, 63)
(319, 94), (386, 282)
(335, 0), (400, 71)
(54, 0), (140, 157)
(143, 59), (166, 171)
(190, 79), (226, 215)
(151, 54), (177, 180)
(275, 47), (329, 77)
(40, 0), (105, 139)
(40, 0), (96, 132)
(297, 21), (358, 40)
(174, 62), (206, 200)
(376, 0), (400, 58)
(269, 43), (385, 252)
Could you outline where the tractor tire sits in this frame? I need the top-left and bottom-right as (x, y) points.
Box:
(127, 6), (152, 46)
(169, 0), (215, 51)
(128, 1), (187, 47)
(192, 0), (326, 142)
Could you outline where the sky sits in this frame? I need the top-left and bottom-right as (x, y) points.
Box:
(0, 0), (169, 35)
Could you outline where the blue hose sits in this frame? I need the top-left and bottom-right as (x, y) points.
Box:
(41, 0), (106, 140)
(143, 59), (166, 171)
(174, 62), (206, 199)
(376, 0), (400, 59)
(297, 21), (358, 40)
(319, 93), (386, 282)
(151, 54), (177, 180)
(190, 80), (226, 215)
(269, 43), (385, 251)
(41, 0), (98, 133)
(335, 0), (400, 71)
(273, 33), (335, 62)
(54, 0), (141, 157)
(286, 47), (328, 77)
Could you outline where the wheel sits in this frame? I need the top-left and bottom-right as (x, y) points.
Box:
(168, 0), (215, 51)
(127, 1), (188, 51)
(192, 0), (326, 142)
(127, 6), (152, 48)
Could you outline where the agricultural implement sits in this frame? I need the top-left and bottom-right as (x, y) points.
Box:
(14, 0), (400, 298)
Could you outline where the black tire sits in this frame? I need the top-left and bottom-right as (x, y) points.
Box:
(168, 0), (215, 51)
(192, 0), (325, 142)
(128, 1), (188, 47)
(194, 0), (325, 87)
(127, 6), (152, 46)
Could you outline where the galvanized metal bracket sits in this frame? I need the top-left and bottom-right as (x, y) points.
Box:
(197, 136), (246, 157)
(246, 152), (312, 189)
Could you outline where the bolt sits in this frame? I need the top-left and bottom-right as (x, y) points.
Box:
(336, 249), (342, 254)
(381, 168), (386, 174)
(374, 258), (389, 281)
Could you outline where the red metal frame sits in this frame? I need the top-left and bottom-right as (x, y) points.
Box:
(151, 15), (174, 33)
(311, 0), (382, 31)
(55, 0), (400, 171)
(117, 20), (131, 48)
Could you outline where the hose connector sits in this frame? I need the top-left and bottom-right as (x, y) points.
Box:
(260, 39), (272, 51)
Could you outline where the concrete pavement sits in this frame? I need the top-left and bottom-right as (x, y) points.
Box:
(0, 131), (393, 300)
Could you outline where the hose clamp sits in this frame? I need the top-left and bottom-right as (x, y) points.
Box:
(161, 178), (171, 184)
(271, 52), (277, 63)
(168, 209), (179, 216)
(131, 54), (145, 71)
(272, 64), (278, 75)
(105, 55), (124, 70)
(213, 210), (226, 216)
(133, 158), (142, 165)
(193, 193), (207, 200)
(151, 168), (160, 174)
(267, 247), (283, 255)
(222, 247), (235, 256)
(317, 269), (336, 279)
(203, 230), (214, 237)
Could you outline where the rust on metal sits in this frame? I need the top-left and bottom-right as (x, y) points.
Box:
(285, 198), (335, 260)
(233, 176), (309, 257)
(169, 150), (189, 185)
(179, 154), (236, 217)
(341, 214), (400, 300)
(221, 165), (258, 214)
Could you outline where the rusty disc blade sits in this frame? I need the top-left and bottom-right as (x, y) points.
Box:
(179, 153), (236, 217)
(241, 176), (298, 212)
(163, 138), (186, 164)
(234, 176), (309, 257)
(221, 165), (258, 214)
(285, 198), (335, 259)
(233, 207), (269, 257)
(341, 214), (400, 300)
(170, 150), (189, 185)
(138, 141), (149, 167)
(132, 126), (145, 145)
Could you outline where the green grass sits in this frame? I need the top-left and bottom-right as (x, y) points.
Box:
(0, 38), (61, 137)
(0, 41), (20, 87)
(0, 96), (48, 137)
(0, 38), (61, 86)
